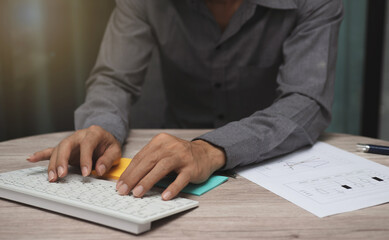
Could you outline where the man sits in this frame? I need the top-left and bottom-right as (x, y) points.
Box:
(28, 0), (343, 201)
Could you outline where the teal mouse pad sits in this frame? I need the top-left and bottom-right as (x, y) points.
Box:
(155, 175), (228, 196)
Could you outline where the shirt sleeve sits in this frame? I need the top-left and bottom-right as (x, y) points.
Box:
(196, 0), (344, 170)
(74, 0), (154, 144)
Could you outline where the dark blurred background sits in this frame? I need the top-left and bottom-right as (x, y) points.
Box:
(0, 0), (388, 142)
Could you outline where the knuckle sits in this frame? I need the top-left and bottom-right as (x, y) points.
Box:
(112, 143), (122, 153)
(79, 138), (89, 147)
(60, 139), (72, 149)
(131, 153), (144, 164)
(80, 137), (94, 148)
(153, 132), (171, 141)
(167, 141), (188, 152)
(147, 154), (160, 165)
(158, 158), (173, 171)
(88, 125), (104, 137)
(75, 129), (83, 135)
(111, 148), (122, 158)
(88, 125), (101, 131)
(74, 129), (87, 142)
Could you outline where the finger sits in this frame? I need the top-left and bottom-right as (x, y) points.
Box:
(116, 142), (160, 193)
(161, 172), (191, 201)
(116, 134), (175, 195)
(55, 138), (77, 178)
(47, 147), (59, 182)
(125, 133), (166, 171)
(68, 146), (81, 166)
(79, 132), (101, 177)
(131, 158), (176, 198)
(27, 148), (54, 162)
(120, 142), (152, 171)
(116, 153), (161, 195)
(95, 144), (122, 176)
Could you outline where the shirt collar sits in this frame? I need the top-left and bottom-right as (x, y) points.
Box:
(247, 0), (297, 10)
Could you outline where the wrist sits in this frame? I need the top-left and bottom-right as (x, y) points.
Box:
(193, 140), (226, 172)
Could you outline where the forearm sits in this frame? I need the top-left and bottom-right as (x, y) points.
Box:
(196, 93), (328, 170)
(74, 79), (132, 145)
(74, 0), (154, 144)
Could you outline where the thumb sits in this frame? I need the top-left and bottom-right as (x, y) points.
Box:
(27, 148), (54, 162)
(95, 144), (122, 176)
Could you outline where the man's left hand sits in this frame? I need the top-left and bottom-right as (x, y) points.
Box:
(116, 133), (226, 200)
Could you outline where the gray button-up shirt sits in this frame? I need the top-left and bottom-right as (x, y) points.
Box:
(75, 0), (343, 170)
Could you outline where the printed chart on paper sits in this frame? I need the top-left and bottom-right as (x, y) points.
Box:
(236, 142), (389, 217)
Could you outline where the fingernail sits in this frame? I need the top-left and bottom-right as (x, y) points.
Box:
(48, 171), (55, 181)
(81, 166), (88, 177)
(26, 155), (32, 161)
(162, 191), (172, 200)
(118, 183), (129, 195)
(132, 185), (144, 197)
(97, 164), (106, 176)
(116, 180), (123, 190)
(57, 166), (64, 177)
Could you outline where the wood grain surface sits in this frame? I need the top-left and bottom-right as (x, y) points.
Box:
(1, 130), (389, 240)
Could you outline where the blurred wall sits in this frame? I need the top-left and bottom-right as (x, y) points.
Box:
(0, 0), (369, 141)
(327, 0), (367, 135)
(0, 0), (115, 141)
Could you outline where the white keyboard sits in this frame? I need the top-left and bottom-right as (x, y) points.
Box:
(0, 167), (198, 234)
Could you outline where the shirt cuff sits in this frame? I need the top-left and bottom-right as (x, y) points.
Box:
(74, 114), (128, 145)
(193, 122), (261, 171)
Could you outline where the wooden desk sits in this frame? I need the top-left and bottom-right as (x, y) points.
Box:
(1, 130), (389, 239)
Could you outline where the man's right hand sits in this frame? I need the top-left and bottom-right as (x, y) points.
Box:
(27, 125), (122, 182)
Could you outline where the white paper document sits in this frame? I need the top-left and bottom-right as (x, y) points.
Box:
(236, 142), (389, 217)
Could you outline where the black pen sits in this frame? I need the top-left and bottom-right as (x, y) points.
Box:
(356, 143), (389, 155)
